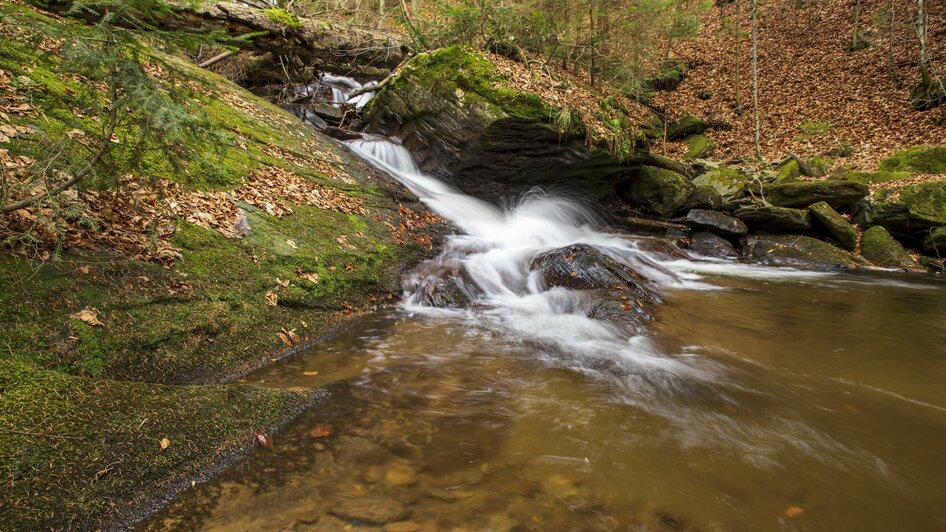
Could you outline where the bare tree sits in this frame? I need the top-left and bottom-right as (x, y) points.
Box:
(751, 0), (761, 159)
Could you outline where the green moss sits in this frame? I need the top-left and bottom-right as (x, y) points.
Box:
(0, 358), (308, 529)
(861, 226), (921, 269)
(776, 159), (802, 184)
(621, 165), (696, 217)
(693, 167), (747, 199)
(263, 7), (302, 28)
(684, 134), (713, 159)
(667, 114), (708, 141)
(846, 170), (913, 184)
(878, 146), (946, 174)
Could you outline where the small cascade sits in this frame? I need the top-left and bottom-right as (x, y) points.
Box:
(273, 73), (378, 130)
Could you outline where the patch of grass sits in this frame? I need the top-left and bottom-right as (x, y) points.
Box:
(797, 120), (833, 139)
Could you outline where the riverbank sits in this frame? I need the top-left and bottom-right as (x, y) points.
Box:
(0, 2), (441, 528)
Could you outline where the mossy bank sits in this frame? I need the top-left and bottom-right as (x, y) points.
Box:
(0, 3), (439, 528)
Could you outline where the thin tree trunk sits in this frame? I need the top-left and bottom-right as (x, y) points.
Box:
(735, 0), (742, 111)
(888, 0), (897, 81)
(751, 0), (761, 160)
(852, 0), (863, 50)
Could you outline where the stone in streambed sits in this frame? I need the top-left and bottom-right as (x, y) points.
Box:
(765, 180), (868, 209)
(687, 231), (736, 259)
(330, 497), (410, 525)
(684, 209), (747, 238)
(621, 165), (696, 217)
(311, 514), (380, 531)
(808, 201), (858, 250)
(384, 522), (421, 532)
(401, 259), (477, 308)
(860, 226), (922, 270)
(745, 234), (866, 270)
(734, 205), (812, 232)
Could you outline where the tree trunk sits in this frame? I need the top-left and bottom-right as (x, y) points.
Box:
(851, 0), (863, 50)
(751, 0), (761, 160)
(735, 0), (742, 112)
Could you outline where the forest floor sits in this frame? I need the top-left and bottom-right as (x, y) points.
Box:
(654, 0), (946, 173)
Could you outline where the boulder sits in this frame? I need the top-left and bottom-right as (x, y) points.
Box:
(924, 226), (946, 256)
(687, 231), (736, 259)
(775, 159), (801, 184)
(402, 260), (477, 308)
(808, 201), (858, 250)
(878, 146), (946, 174)
(764, 180), (868, 208)
(860, 226), (922, 270)
(667, 115), (709, 141)
(684, 134), (714, 159)
(919, 255), (945, 273)
(865, 181), (946, 242)
(684, 209), (747, 238)
(681, 186), (724, 211)
(621, 165), (696, 217)
(745, 234), (866, 270)
(692, 167), (747, 200)
(734, 205), (812, 232)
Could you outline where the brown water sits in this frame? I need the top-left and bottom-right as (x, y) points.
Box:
(145, 269), (946, 531)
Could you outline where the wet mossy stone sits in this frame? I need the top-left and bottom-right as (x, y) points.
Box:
(878, 146), (946, 174)
(809, 201), (858, 250)
(684, 134), (714, 159)
(688, 231), (736, 259)
(622, 165), (696, 217)
(924, 226), (946, 256)
(860, 226), (922, 270)
(692, 167), (747, 200)
(919, 255), (945, 273)
(667, 115), (709, 141)
(745, 234), (866, 270)
(684, 209), (748, 238)
(765, 180), (868, 209)
(734, 205), (812, 232)
(681, 185), (724, 211)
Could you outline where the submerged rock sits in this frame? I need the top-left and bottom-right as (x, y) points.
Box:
(402, 259), (478, 308)
(808, 201), (858, 250)
(330, 497), (410, 525)
(621, 165), (696, 217)
(745, 234), (866, 270)
(764, 180), (868, 209)
(683, 209), (747, 238)
(860, 226), (922, 270)
(734, 205), (812, 232)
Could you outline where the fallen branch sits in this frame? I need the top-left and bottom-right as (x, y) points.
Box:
(199, 49), (238, 69)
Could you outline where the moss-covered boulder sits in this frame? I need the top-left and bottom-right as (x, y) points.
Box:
(734, 205), (812, 232)
(365, 46), (645, 202)
(681, 185), (724, 211)
(775, 159), (802, 184)
(684, 209), (748, 238)
(809, 201), (858, 250)
(667, 114), (709, 141)
(684, 134), (714, 159)
(692, 167), (748, 200)
(860, 226), (922, 270)
(620, 165), (696, 217)
(878, 146), (946, 174)
(745, 234), (866, 270)
(765, 180), (868, 209)
(866, 181), (946, 241)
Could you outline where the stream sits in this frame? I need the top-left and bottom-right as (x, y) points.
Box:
(146, 99), (946, 530)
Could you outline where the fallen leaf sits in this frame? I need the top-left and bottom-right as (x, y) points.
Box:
(255, 431), (273, 448)
(265, 290), (278, 307)
(309, 424), (333, 438)
(285, 239), (298, 249)
(286, 329), (301, 344)
(277, 332), (293, 347)
(159, 437), (170, 451)
(300, 320), (308, 328)
(303, 371), (319, 376)
(76, 265), (90, 275)
(70, 307), (103, 327)
(783, 506), (804, 518)
(275, 277), (291, 288)
(345, 263), (354, 271)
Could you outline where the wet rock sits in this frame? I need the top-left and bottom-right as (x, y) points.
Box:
(681, 185), (724, 211)
(402, 259), (477, 308)
(860, 226), (922, 270)
(385, 462), (418, 487)
(919, 255), (945, 273)
(334, 435), (396, 466)
(683, 209), (747, 238)
(692, 167), (748, 201)
(621, 165), (696, 217)
(424, 487), (474, 502)
(312, 514), (381, 531)
(734, 205), (812, 232)
(330, 497), (410, 525)
(745, 234), (866, 270)
(764, 180), (868, 209)
(924, 226), (946, 255)
(808, 201), (858, 250)
(687, 231), (736, 259)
